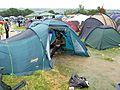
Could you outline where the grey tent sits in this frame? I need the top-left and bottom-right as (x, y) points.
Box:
(79, 18), (104, 39)
(85, 26), (120, 50)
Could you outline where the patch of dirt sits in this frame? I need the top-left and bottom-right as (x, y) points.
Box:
(53, 49), (120, 90)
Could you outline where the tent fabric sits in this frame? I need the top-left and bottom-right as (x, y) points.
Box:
(117, 25), (120, 32)
(55, 15), (64, 19)
(79, 13), (117, 39)
(92, 14), (116, 29)
(85, 26), (120, 50)
(79, 18), (104, 39)
(67, 14), (89, 25)
(0, 24), (52, 75)
(0, 19), (89, 75)
(66, 21), (80, 32)
(110, 14), (120, 20)
(42, 19), (89, 56)
(28, 20), (42, 28)
(115, 17), (120, 26)
(39, 12), (55, 16)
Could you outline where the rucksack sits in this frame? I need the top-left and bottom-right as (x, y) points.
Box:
(69, 74), (89, 88)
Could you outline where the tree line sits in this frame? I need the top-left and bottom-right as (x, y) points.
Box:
(0, 8), (34, 17)
(64, 5), (106, 15)
(0, 5), (106, 17)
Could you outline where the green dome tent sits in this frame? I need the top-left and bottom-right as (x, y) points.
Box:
(0, 24), (52, 75)
(79, 13), (117, 39)
(85, 26), (120, 50)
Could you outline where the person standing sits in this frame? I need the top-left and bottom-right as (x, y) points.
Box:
(4, 19), (10, 38)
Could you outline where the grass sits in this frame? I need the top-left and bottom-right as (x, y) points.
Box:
(3, 69), (69, 90)
(12, 24), (26, 32)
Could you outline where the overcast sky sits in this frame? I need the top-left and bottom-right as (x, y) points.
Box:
(0, 0), (119, 9)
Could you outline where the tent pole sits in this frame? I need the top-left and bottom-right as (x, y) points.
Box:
(5, 41), (14, 75)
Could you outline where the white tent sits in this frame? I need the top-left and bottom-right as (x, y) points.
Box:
(67, 14), (89, 25)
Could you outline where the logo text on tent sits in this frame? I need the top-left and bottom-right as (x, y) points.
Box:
(31, 58), (39, 63)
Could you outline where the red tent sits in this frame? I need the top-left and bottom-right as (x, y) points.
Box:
(66, 21), (80, 32)
(0, 21), (4, 24)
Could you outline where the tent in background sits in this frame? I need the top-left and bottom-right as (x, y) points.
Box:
(66, 21), (80, 32)
(110, 13), (120, 20)
(115, 16), (120, 26)
(28, 20), (42, 28)
(79, 13), (117, 39)
(117, 25), (120, 32)
(67, 14), (89, 25)
(85, 26), (120, 50)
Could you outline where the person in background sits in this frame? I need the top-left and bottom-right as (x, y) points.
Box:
(0, 23), (4, 40)
(4, 19), (10, 38)
(50, 32), (66, 58)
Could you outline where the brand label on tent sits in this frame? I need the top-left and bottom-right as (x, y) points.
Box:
(31, 58), (39, 63)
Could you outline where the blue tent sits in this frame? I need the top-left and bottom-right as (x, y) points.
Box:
(0, 19), (89, 75)
(42, 19), (89, 56)
(29, 20), (42, 28)
(0, 24), (52, 75)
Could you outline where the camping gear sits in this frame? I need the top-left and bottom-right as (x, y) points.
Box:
(69, 74), (89, 88)
(85, 26), (120, 50)
(0, 67), (26, 90)
(79, 13), (117, 39)
(116, 83), (120, 90)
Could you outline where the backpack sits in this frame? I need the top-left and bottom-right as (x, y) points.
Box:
(0, 74), (11, 90)
(69, 74), (89, 88)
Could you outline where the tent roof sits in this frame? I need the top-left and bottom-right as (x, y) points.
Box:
(42, 19), (68, 27)
(67, 14), (89, 24)
(85, 26), (120, 50)
(39, 12), (55, 16)
(26, 13), (40, 17)
(110, 14), (120, 20)
(66, 21), (80, 32)
(91, 13), (117, 29)
(29, 20), (42, 28)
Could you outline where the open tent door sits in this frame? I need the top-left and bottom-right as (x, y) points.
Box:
(70, 32), (89, 56)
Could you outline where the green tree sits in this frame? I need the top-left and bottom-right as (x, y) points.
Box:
(48, 10), (55, 14)
(23, 9), (34, 16)
(0, 8), (34, 17)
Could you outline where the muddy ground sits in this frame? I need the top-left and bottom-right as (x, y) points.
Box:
(54, 47), (120, 90)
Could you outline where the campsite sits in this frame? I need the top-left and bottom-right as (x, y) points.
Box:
(2, 47), (120, 90)
(0, 0), (120, 90)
